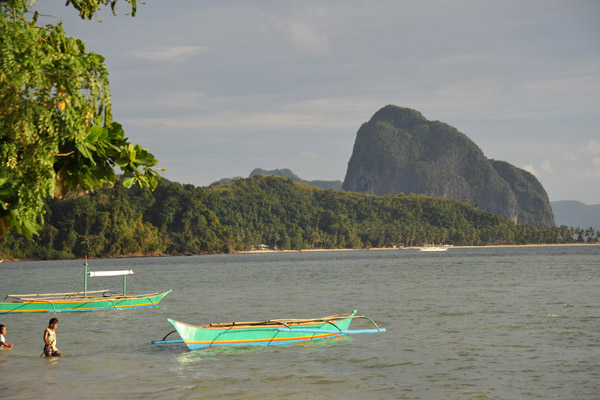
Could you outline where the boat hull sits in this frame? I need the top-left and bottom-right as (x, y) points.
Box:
(169, 310), (357, 350)
(419, 247), (448, 252)
(0, 290), (171, 314)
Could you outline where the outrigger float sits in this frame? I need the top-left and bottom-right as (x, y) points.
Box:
(153, 310), (385, 350)
(0, 257), (171, 314)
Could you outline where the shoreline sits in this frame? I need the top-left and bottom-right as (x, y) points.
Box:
(237, 242), (600, 254)
(1, 243), (598, 262)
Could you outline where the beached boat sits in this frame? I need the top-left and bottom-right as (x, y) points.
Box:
(154, 310), (385, 350)
(0, 258), (171, 314)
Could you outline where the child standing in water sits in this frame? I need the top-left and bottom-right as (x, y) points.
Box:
(43, 318), (61, 357)
(0, 324), (13, 349)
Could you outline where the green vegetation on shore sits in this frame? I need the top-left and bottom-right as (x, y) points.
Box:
(0, 176), (597, 260)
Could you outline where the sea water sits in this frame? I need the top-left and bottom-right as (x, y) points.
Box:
(0, 246), (599, 399)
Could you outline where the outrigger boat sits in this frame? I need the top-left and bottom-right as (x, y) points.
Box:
(153, 310), (385, 350)
(0, 257), (171, 314)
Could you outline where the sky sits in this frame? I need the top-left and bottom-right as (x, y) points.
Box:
(35, 1), (600, 204)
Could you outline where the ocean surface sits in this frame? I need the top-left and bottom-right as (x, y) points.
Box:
(1, 246), (599, 399)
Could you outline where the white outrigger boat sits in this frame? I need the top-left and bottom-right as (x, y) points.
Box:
(1, 257), (171, 314)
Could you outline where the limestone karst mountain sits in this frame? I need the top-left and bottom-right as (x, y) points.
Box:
(342, 105), (554, 227)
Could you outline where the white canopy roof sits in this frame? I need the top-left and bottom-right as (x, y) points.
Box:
(87, 270), (134, 277)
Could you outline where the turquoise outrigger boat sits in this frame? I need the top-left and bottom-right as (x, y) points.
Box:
(0, 258), (171, 314)
(154, 310), (385, 350)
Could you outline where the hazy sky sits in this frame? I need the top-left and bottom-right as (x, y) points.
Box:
(36, 1), (600, 203)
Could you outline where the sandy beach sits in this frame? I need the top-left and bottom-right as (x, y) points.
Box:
(237, 242), (600, 254)
(2, 243), (597, 262)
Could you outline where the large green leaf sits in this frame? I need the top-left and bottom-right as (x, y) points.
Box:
(0, 0), (162, 238)
(121, 176), (136, 188)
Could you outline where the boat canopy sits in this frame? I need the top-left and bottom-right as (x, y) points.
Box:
(84, 263), (134, 296)
(88, 270), (134, 277)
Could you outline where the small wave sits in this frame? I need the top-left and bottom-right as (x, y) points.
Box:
(436, 311), (474, 317)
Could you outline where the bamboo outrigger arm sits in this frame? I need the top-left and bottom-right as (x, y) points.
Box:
(4, 289), (110, 302)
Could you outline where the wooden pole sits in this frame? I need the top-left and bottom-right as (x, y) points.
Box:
(84, 256), (88, 299)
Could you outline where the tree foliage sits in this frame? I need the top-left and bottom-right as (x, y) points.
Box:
(0, 181), (167, 259)
(0, 0), (162, 238)
(2, 176), (596, 260)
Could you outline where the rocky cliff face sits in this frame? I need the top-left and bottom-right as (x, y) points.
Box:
(489, 160), (554, 227)
(343, 105), (554, 227)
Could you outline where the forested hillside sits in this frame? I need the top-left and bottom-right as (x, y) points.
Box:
(249, 168), (342, 190)
(0, 176), (596, 260)
(201, 176), (516, 249)
(213, 168), (343, 190)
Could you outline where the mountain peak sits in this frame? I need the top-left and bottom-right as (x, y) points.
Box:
(370, 105), (427, 127)
(214, 168), (342, 191)
(343, 105), (554, 227)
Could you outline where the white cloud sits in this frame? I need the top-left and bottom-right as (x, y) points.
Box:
(593, 157), (600, 176)
(296, 152), (321, 162)
(271, 7), (333, 56)
(522, 164), (538, 177)
(286, 21), (331, 55)
(587, 139), (600, 154)
(126, 94), (380, 133)
(425, 79), (507, 118)
(147, 91), (224, 110)
(133, 45), (211, 62)
(540, 160), (553, 172)
(562, 153), (579, 162)
(126, 110), (351, 132)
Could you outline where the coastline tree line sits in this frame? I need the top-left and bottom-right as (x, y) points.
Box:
(0, 176), (598, 260)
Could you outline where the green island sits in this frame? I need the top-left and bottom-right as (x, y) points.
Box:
(0, 175), (597, 260)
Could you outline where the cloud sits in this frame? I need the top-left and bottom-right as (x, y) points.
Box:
(133, 45), (211, 62)
(522, 164), (538, 177)
(287, 21), (331, 55)
(146, 91), (225, 110)
(425, 79), (507, 118)
(593, 157), (600, 176)
(540, 160), (553, 172)
(125, 110), (350, 132)
(562, 153), (579, 162)
(271, 7), (333, 56)
(296, 152), (321, 162)
(125, 94), (379, 133)
(587, 138), (600, 154)
(522, 160), (551, 176)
